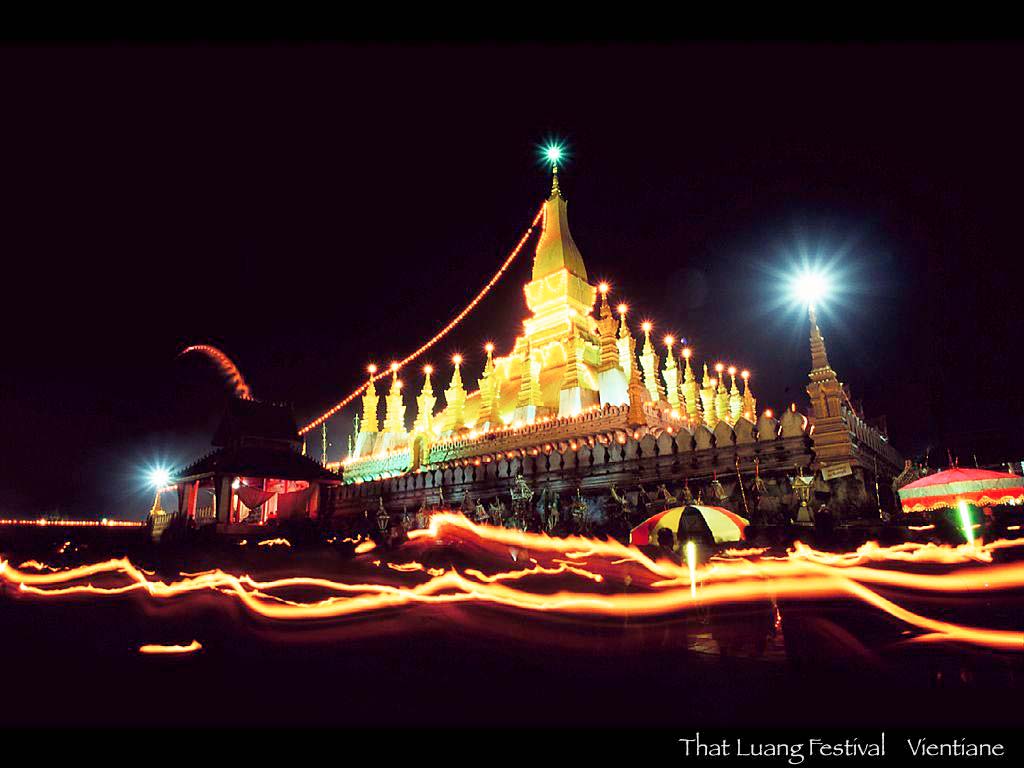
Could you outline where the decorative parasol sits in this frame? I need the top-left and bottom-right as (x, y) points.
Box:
(630, 505), (749, 547)
(898, 467), (1024, 513)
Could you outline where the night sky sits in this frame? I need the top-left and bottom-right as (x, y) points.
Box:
(2, 43), (1022, 519)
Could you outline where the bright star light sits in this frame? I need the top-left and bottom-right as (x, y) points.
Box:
(148, 467), (171, 489)
(789, 268), (832, 308)
(538, 138), (569, 168)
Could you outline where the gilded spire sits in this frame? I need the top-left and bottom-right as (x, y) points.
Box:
(477, 343), (500, 427)
(681, 348), (701, 423)
(809, 305), (832, 372)
(413, 365), (437, 433)
(533, 167), (587, 281)
(360, 365), (380, 433)
(615, 304), (635, 382)
(443, 355), (468, 431)
(483, 343), (495, 377)
(741, 370), (757, 420)
(715, 364), (729, 426)
(728, 366), (742, 425)
(638, 321), (662, 402)
(549, 164), (562, 200)
(700, 363), (717, 428)
(626, 359), (647, 429)
(596, 284), (618, 372)
(662, 336), (681, 410)
(382, 365), (407, 434)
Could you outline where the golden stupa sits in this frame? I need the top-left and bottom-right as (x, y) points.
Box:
(344, 166), (755, 481)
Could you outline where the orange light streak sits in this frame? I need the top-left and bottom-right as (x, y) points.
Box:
(138, 640), (202, 655)
(0, 518), (144, 528)
(4, 514), (1024, 652)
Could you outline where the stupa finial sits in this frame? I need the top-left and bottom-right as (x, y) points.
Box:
(808, 305), (832, 371)
(542, 141), (566, 200)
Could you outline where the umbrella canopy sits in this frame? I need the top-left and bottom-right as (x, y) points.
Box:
(630, 505), (749, 547)
(898, 467), (1024, 513)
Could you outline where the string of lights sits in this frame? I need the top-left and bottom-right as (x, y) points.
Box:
(298, 203), (547, 436)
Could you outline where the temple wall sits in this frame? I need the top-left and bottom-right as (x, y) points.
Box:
(329, 417), (828, 523)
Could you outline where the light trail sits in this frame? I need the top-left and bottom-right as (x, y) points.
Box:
(3, 513), (1024, 652)
(138, 640), (202, 655)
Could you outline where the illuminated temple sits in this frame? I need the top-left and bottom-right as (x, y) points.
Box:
(326, 167), (903, 529)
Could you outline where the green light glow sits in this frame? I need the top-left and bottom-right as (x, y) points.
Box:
(540, 140), (568, 168)
(958, 499), (975, 546)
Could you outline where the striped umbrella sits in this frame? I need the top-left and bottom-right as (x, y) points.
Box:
(898, 467), (1024, 513)
(630, 505), (749, 547)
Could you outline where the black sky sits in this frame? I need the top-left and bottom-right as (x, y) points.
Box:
(1, 42), (1022, 519)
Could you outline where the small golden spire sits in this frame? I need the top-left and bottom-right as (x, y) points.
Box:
(626, 360), (647, 429)
(662, 335), (680, 410)
(714, 363), (729, 425)
(360, 363), (380, 433)
(413, 365), (437, 433)
(681, 348), (701, 421)
(477, 343), (500, 427)
(638, 321), (662, 401)
(728, 365), (742, 425)
(808, 305), (832, 371)
(616, 303), (629, 339)
(700, 363), (717, 428)
(550, 164), (561, 199)
(741, 369), (757, 420)
(444, 354), (468, 431)
(598, 282), (612, 319)
(382, 363), (407, 434)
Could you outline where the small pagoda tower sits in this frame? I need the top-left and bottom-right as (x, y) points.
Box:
(806, 306), (855, 467)
(596, 284), (628, 406)
(728, 366), (743, 424)
(353, 365), (380, 457)
(413, 365), (437, 434)
(681, 348), (701, 423)
(700, 363), (717, 427)
(476, 343), (500, 430)
(443, 355), (468, 432)
(741, 369), (756, 420)
(382, 365), (408, 436)
(714, 364), (730, 425)
(616, 304), (635, 384)
(639, 321), (663, 402)
(662, 335), (681, 411)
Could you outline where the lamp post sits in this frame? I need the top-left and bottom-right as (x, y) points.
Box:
(792, 469), (816, 527)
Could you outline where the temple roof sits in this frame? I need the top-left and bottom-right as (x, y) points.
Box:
(178, 444), (341, 483)
(532, 170), (588, 282)
(212, 398), (300, 448)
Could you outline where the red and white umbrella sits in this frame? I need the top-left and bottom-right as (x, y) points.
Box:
(898, 467), (1024, 513)
(630, 505), (749, 547)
